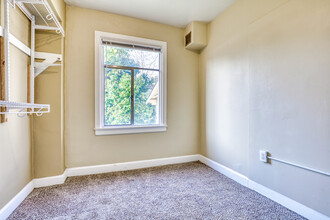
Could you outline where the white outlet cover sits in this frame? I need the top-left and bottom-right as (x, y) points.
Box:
(260, 150), (268, 163)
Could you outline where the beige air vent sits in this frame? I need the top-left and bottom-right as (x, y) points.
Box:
(184, 21), (207, 53)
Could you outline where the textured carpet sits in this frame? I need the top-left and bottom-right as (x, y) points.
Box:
(8, 162), (305, 220)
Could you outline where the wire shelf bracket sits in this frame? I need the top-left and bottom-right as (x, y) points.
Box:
(35, 52), (62, 77)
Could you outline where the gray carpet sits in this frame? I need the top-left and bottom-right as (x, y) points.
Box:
(8, 162), (305, 220)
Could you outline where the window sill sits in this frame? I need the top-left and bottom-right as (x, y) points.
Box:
(94, 125), (167, 136)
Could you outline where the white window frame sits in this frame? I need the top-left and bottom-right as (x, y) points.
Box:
(94, 31), (167, 135)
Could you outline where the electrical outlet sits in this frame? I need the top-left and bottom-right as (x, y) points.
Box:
(260, 150), (268, 163)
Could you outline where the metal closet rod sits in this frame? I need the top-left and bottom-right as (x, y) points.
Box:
(267, 156), (330, 177)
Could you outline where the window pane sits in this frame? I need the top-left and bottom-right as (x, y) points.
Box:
(104, 68), (131, 126)
(104, 45), (160, 69)
(134, 70), (159, 125)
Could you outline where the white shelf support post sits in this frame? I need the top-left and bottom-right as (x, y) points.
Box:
(30, 15), (35, 111)
(4, 0), (10, 103)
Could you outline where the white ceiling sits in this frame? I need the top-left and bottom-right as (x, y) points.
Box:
(64, 0), (236, 28)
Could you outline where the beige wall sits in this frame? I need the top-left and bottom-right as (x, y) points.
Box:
(33, 31), (64, 178)
(49, 0), (66, 22)
(0, 3), (32, 209)
(65, 6), (199, 167)
(33, 0), (66, 178)
(200, 0), (330, 216)
(2, 0), (329, 217)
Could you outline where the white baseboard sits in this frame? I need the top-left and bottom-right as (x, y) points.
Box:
(199, 155), (249, 187)
(32, 155), (200, 188)
(0, 181), (34, 220)
(0, 155), (199, 219)
(66, 155), (200, 177)
(1, 154), (328, 220)
(33, 173), (68, 188)
(199, 155), (329, 220)
(248, 180), (329, 220)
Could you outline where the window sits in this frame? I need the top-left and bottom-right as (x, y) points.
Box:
(95, 31), (167, 135)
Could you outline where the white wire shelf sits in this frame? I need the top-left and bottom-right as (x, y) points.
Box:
(0, 100), (50, 117)
(15, 0), (65, 36)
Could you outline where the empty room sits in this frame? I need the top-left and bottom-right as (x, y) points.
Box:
(0, 0), (329, 219)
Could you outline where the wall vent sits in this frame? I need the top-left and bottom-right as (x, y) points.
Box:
(185, 32), (192, 47)
(184, 21), (207, 53)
